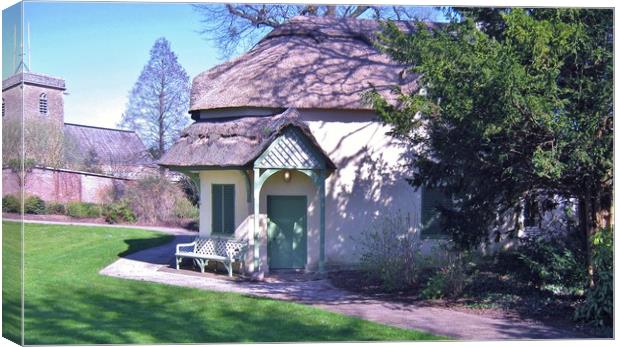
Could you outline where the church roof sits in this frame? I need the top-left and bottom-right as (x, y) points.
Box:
(64, 123), (154, 167)
(190, 16), (428, 112)
(158, 108), (335, 169)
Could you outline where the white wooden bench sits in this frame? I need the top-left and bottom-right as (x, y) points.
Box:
(175, 237), (248, 277)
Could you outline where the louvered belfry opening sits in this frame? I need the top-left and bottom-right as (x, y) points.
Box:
(39, 92), (48, 115)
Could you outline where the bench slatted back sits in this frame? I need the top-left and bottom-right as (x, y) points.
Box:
(194, 237), (246, 259)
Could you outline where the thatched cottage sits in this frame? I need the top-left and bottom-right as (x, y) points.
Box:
(160, 16), (436, 276)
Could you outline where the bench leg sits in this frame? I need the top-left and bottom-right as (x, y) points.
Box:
(198, 259), (206, 273)
(222, 261), (233, 277)
(176, 256), (181, 270)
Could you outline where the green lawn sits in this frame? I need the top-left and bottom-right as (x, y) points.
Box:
(2, 221), (444, 344)
(2, 220), (22, 344)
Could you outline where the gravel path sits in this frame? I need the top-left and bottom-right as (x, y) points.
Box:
(99, 233), (589, 341)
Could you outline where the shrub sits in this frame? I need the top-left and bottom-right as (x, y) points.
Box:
(2, 195), (21, 213)
(421, 251), (471, 299)
(513, 234), (586, 292)
(575, 228), (613, 327)
(96, 181), (126, 204)
(102, 200), (136, 224)
(174, 197), (199, 220)
(178, 174), (200, 205)
(125, 175), (187, 224)
(45, 201), (66, 215)
(24, 195), (45, 214)
(421, 272), (446, 299)
(66, 201), (102, 218)
(357, 210), (422, 291)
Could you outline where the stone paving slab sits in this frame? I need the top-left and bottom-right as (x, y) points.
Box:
(100, 234), (590, 341)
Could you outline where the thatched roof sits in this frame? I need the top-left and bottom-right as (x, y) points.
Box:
(158, 108), (335, 169)
(190, 16), (425, 112)
(64, 123), (154, 166)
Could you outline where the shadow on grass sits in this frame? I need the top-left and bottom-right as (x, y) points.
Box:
(118, 235), (176, 258)
(3, 296), (22, 344)
(23, 284), (434, 344)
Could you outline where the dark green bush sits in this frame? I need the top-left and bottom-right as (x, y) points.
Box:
(24, 196), (45, 214)
(45, 201), (66, 215)
(178, 174), (200, 206)
(421, 272), (446, 299)
(102, 201), (136, 224)
(2, 195), (21, 213)
(421, 252), (471, 299)
(508, 234), (586, 292)
(575, 228), (613, 327)
(66, 202), (102, 218)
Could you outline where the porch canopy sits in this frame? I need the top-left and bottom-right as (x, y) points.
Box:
(159, 108), (336, 273)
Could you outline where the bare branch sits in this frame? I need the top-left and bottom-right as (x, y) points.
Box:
(194, 4), (442, 57)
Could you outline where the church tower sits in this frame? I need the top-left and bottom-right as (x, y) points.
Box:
(2, 71), (66, 126)
(2, 20), (66, 126)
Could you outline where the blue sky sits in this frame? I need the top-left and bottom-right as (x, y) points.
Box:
(11, 2), (220, 128)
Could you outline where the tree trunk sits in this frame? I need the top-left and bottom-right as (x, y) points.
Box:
(157, 89), (165, 175)
(580, 186), (612, 287)
(158, 93), (165, 159)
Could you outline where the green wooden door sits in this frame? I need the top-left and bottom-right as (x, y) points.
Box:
(267, 195), (307, 269)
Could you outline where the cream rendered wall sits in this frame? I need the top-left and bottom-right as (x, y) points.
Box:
(299, 109), (423, 268)
(198, 170), (250, 238)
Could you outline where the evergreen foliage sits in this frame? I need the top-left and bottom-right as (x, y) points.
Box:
(366, 8), (613, 249)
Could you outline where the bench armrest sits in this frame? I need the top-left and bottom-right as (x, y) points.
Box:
(176, 241), (196, 254)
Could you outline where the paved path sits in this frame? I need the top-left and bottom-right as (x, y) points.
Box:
(100, 233), (587, 341)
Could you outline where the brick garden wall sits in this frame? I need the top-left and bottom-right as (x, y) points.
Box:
(2, 167), (129, 204)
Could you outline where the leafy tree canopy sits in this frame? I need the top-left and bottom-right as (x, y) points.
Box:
(367, 8), (612, 249)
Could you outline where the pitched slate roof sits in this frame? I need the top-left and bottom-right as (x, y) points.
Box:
(190, 16), (425, 112)
(63, 123), (154, 167)
(158, 108), (335, 169)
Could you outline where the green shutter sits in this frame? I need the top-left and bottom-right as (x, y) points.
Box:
(212, 185), (223, 233)
(421, 187), (451, 239)
(212, 184), (235, 235)
(223, 185), (235, 234)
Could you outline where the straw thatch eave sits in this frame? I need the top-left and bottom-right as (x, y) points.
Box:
(158, 108), (336, 170)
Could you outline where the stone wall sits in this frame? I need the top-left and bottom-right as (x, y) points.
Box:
(2, 167), (129, 204)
